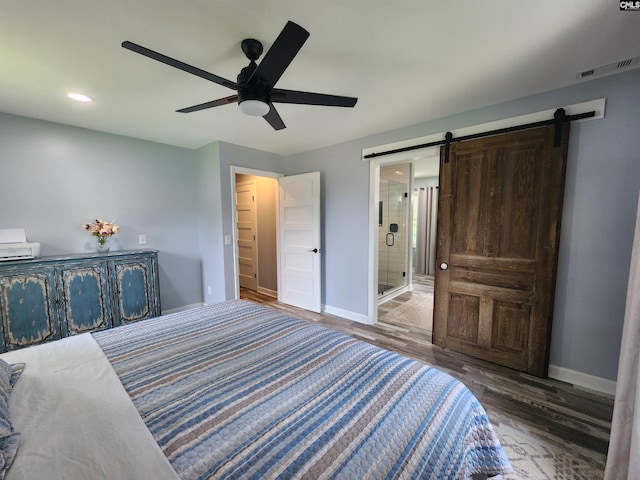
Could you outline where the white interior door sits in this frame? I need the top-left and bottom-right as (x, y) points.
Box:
(278, 172), (321, 312)
(236, 180), (258, 290)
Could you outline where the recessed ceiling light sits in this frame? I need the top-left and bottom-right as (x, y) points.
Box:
(67, 93), (93, 103)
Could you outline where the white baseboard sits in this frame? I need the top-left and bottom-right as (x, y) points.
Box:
(322, 304), (372, 325)
(161, 302), (205, 315)
(377, 285), (409, 305)
(257, 286), (278, 298)
(548, 364), (616, 397)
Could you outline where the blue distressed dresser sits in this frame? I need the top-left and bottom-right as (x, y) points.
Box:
(0, 250), (160, 352)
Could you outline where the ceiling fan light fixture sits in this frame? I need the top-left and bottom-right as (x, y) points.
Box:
(239, 99), (270, 117)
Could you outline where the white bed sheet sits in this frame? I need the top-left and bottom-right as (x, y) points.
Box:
(1, 333), (180, 480)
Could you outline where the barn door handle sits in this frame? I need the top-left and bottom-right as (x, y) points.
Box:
(386, 233), (394, 247)
(440, 262), (449, 270)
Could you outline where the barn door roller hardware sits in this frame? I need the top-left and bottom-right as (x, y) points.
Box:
(363, 108), (595, 163)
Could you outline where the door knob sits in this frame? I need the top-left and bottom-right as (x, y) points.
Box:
(308, 248), (318, 253)
(440, 262), (449, 270)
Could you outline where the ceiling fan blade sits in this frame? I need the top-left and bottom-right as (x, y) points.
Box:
(271, 88), (357, 107)
(122, 41), (237, 90)
(249, 21), (309, 88)
(263, 104), (286, 130)
(176, 95), (238, 113)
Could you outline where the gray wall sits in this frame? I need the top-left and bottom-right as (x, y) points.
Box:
(2, 67), (638, 383)
(194, 141), (225, 306)
(286, 68), (640, 382)
(196, 141), (285, 304)
(283, 141), (372, 315)
(0, 113), (202, 312)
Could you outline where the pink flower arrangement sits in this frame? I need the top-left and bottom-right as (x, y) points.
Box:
(83, 219), (121, 245)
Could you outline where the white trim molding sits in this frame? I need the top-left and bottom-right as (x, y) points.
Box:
(257, 286), (278, 298)
(162, 302), (205, 315)
(323, 304), (372, 325)
(229, 165), (284, 301)
(361, 98), (606, 162)
(548, 364), (616, 397)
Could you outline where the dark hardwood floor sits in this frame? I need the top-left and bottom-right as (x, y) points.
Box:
(240, 287), (613, 471)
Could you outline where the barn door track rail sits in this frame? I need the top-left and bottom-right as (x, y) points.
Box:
(363, 108), (595, 163)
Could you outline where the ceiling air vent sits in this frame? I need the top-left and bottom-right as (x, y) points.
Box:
(577, 56), (640, 80)
(617, 59), (633, 69)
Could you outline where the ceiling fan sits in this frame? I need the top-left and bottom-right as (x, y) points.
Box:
(122, 21), (358, 130)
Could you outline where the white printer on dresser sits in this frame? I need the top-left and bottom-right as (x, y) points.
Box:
(0, 228), (41, 261)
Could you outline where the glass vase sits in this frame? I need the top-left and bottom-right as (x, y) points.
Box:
(96, 236), (110, 253)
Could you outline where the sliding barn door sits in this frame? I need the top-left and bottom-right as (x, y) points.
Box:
(433, 125), (569, 377)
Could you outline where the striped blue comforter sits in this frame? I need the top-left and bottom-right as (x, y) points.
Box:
(93, 300), (511, 480)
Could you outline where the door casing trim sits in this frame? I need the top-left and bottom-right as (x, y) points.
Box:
(230, 166), (283, 301)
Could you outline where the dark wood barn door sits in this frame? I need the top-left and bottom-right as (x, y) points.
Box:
(433, 125), (569, 377)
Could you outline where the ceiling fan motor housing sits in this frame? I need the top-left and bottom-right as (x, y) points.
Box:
(237, 63), (271, 105)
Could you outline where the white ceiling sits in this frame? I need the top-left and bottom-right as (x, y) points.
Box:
(1, 1), (639, 156)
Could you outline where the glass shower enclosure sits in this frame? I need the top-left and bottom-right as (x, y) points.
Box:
(378, 177), (408, 297)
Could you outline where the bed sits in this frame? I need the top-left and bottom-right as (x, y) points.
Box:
(1, 299), (511, 479)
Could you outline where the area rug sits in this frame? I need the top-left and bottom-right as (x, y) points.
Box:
(493, 423), (604, 479)
(379, 293), (605, 479)
(379, 292), (433, 331)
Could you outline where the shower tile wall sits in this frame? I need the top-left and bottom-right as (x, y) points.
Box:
(378, 179), (390, 278)
(379, 164), (410, 295)
(378, 183), (403, 279)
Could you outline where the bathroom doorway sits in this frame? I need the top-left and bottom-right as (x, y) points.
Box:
(376, 157), (439, 335)
(377, 164), (411, 300)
